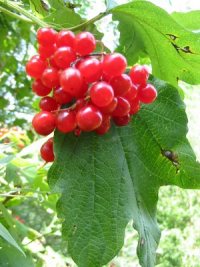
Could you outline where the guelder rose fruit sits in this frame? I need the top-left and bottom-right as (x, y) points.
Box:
(25, 27), (158, 162)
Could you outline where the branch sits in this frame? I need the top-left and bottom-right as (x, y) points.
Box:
(68, 11), (108, 31)
(0, 1), (108, 31)
(23, 230), (57, 245)
(2, 190), (19, 205)
(0, 0), (48, 27)
(0, 6), (32, 23)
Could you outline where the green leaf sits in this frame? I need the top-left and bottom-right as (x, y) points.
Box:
(172, 10), (200, 31)
(0, 241), (34, 267)
(48, 0), (66, 10)
(139, 79), (200, 190)
(48, 77), (200, 267)
(5, 163), (21, 184)
(113, 10), (145, 65)
(111, 1), (200, 85)
(29, 0), (49, 17)
(0, 223), (25, 256)
(44, 7), (83, 29)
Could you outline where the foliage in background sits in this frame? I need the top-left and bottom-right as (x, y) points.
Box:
(1, 0), (200, 267)
(1, 124), (200, 267)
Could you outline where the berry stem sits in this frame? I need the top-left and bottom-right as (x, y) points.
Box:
(71, 52), (106, 67)
(51, 95), (90, 114)
(125, 68), (132, 74)
(52, 108), (69, 113)
(85, 52), (107, 57)
(96, 40), (105, 53)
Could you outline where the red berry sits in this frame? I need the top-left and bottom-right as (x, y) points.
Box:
(75, 98), (86, 111)
(53, 87), (73, 105)
(37, 28), (57, 46)
(102, 53), (127, 77)
(112, 97), (130, 117)
(76, 105), (102, 131)
(56, 30), (75, 48)
(26, 57), (46, 78)
(109, 74), (132, 96)
(90, 81), (114, 107)
(32, 80), (52, 96)
(40, 138), (54, 162)
(32, 111), (56, 136)
(74, 82), (88, 98)
(56, 110), (77, 133)
(123, 84), (138, 102)
(42, 67), (60, 88)
(113, 114), (131, 126)
(129, 98), (140, 115)
(78, 57), (102, 83)
(129, 65), (149, 86)
(30, 55), (41, 61)
(96, 115), (111, 135)
(38, 44), (56, 60)
(99, 97), (118, 114)
(60, 68), (83, 97)
(138, 84), (157, 104)
(53, 47), (76, 69)
(49, 55), (58, 68)
(74, 59), (83, 69)
(39, 96), (58, 112)
(75, 32), (96, 56)
(102, 72), (113, 82)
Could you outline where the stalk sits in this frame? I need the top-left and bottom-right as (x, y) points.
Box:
(0, 0), (48, 27)
(67, 11), (108, 31)
(0, 0), (108, 31)
(0, 6), (32, 23)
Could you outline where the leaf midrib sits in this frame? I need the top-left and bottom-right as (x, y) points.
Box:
(116, 127), (159, 267)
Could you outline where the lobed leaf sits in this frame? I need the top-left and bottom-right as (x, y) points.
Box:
(111, 1), (200, 86)
(48, 77), (200, 267)
(29, 0), (49, 17)
(44, 7), (83, 29)
(172, 10), (200, 31)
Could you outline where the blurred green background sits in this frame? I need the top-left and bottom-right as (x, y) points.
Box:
(0, 0), (200, 266)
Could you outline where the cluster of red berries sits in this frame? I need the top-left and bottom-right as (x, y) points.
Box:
(25, 27), (157, 162)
